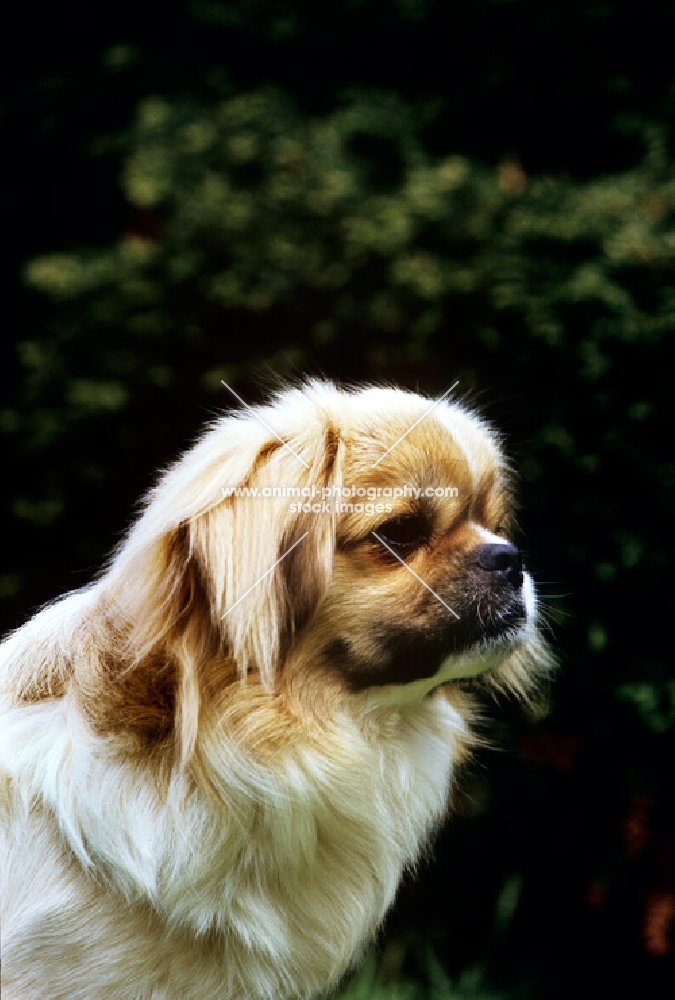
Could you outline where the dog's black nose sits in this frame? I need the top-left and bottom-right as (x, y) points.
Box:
(475, 543), (523, 588)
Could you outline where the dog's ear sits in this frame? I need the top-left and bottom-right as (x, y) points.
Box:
(97, 387), (344, 758)
(190, 416), (345, 689)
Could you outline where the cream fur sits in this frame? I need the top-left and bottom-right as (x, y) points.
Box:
(0, 381), (549, 1000)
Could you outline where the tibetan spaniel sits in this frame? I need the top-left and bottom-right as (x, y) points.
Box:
(0, 381), (551, 1000)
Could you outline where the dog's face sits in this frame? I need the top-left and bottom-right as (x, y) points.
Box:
(101, 382), (544, 751)
(268, 386), (539, 703)
(309, 400), (531, 694)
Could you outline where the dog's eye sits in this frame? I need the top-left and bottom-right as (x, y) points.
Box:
(372, 514), (429, 550)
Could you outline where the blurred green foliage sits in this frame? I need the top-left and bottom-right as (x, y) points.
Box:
(23, 89), (675, 355)
(4, 1), (675, 997)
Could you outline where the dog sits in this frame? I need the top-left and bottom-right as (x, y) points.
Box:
(0, 380), (551, 999)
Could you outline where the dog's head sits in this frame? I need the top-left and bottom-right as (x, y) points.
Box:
(97, 382), (549, 755)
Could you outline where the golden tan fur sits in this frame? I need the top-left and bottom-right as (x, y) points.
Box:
(0, 381), (551, 999)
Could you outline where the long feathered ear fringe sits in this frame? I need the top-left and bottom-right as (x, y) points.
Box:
(98, 382), (345, 760)
(190, 388), (346, 689)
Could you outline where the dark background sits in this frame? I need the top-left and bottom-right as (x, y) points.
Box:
(3, 2), (674, 996)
